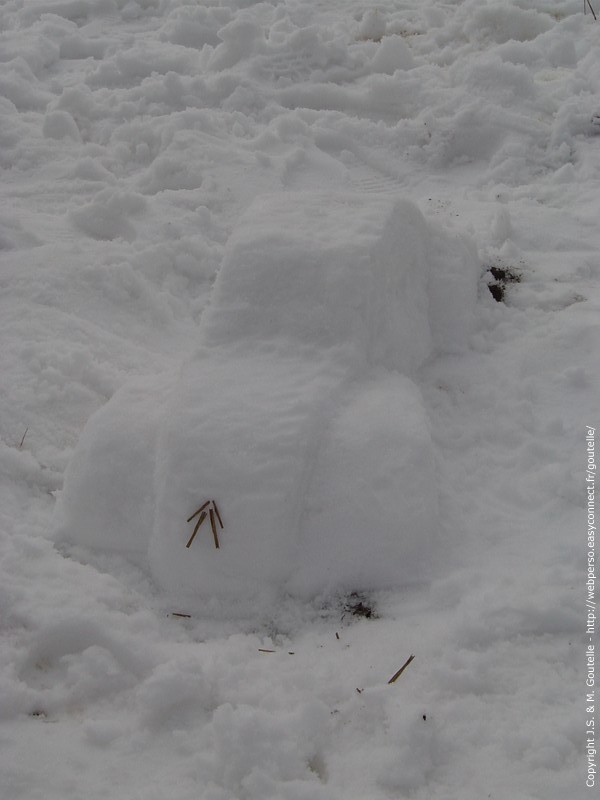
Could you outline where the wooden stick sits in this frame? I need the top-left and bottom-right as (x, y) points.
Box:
(387, 654), (415, 684)
(19, 428), (29, 449)
(212, 500), (224, 529)
(187, 501), (210, 523)
(586, 0), (597, 20)
(186, 511), (207, 547)
(171, 612), (192, 618)
(209, 508), (220, 549)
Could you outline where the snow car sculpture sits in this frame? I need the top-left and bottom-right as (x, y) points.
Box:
(54, 193), (477, 600)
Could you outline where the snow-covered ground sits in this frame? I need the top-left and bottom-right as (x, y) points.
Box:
(0, 0), (598, 797)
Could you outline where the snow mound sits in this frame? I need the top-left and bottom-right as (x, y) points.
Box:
(55, 192), (477, 601)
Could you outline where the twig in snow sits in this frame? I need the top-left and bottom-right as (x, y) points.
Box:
(209, 507), (220, 549)
(586, 0), (597, 20)
(187, 501), (210, 523)
(186, 500), (224, 548)
(186, 510), (207, 548)
(212, 500), (224, 530)
(19, 428), (29, 449)
(387, 654), (415, 684)
(257, 649), (294, 654)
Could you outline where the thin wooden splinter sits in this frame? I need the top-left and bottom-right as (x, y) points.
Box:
(186, 510), (207, 548)
(209, 508), (220, 549)
(187, 501), (210, 523)
(387, 654), (415, 684)
(212, 500), (224, 530)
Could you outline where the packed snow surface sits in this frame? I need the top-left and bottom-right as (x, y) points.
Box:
(1, 0), (598, 798)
